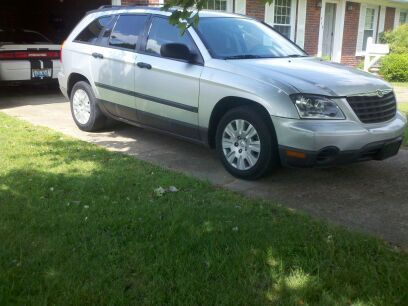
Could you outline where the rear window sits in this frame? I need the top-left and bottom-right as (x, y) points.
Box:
(75, 16), (113, 44)
(0, 30), (51, 44)
(109, 14), (148, 50)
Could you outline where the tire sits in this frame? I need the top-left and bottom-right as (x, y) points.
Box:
(215, 105), (279, 180)
(70, 81), (109, 132)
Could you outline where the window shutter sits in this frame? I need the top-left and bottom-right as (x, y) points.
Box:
(296, 0), (307, 48)
(264, 4), (274, 25)
(356, 4), (367, 54)
(235, 0), (246, 14)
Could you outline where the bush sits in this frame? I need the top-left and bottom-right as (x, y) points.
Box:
(380, 53), (408, 82)
(380, 24), (408, 54)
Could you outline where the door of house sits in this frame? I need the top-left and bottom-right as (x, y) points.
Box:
(322, 3), (337, 59)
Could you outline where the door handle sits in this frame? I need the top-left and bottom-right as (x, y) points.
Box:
(92, 52), (104, 59)
(137, 62), (152, 70)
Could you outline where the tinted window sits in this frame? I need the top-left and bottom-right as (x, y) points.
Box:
(75, 16), (113, 44)
(145, 17), (196, 57)
(109, 15), (148, 50)
(196, 17), (306, 59)
(0, 30), (51, 44)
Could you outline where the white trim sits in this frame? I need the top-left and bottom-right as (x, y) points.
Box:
(317, 0), (345, 62)
(394, 8), (401, 28)
(296, 0), (307, 48)
(264, 0), (297, 41)
(111, 0), (121, 5)
(235, 0), (246, 14)
(378, 5), (386, 36)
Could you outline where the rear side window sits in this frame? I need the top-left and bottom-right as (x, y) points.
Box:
(145, 17), (197, 57)
(75, 16), (113, 44)
(109, 14), (148, 50)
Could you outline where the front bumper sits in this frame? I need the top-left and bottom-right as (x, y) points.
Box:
(272, 111), (407, 167)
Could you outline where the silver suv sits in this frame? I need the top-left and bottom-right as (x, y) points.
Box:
(58, 6), (407, 179)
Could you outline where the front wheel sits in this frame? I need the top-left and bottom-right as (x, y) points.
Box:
(215, 105), (279, 180)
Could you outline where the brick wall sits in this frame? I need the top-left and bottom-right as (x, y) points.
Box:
(304, 0), (321, 56)
(245, 0), (265, 20)
(121, 0), (159, 5)
(384, 7), (395, 31)
(341, 2), (360, 66)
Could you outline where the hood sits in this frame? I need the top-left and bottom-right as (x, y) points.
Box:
(224, 57), (391, 97)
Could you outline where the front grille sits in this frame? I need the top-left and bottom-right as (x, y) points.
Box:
(346, 91), (397, 123)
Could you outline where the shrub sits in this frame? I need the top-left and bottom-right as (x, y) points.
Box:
(380, 24), (408, 54)
(380, 53), (408, 82)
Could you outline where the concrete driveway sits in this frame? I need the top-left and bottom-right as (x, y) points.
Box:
(1, 85), (407, 249)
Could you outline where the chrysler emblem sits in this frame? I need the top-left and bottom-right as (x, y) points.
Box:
(376, 89), (388, 98)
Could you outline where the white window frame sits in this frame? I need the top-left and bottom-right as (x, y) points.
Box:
(317, 0), (346, 62)
(356, 4), (379, 56)
(264, 0), (297, 41)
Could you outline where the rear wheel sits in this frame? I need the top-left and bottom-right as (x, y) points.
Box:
(70, 81), (108, 132)
(216, 105), (279, 179)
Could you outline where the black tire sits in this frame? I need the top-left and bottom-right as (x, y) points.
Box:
(70, 81), (109, 132)
(215, 105), (279, 180)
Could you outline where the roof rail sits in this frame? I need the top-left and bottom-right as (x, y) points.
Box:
(98, 5), (123, 9)
(86, 4), (166, 15)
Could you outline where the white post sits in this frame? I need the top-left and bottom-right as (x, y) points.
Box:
(112, 0), (121, 5)
(364, 37), (373, 72)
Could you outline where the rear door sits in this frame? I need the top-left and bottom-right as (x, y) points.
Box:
(91, 14), (149, 120)
(133, 16), (204, 140)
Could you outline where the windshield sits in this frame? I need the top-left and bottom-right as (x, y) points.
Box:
(0, 30), (51, 44)
(196, 17), (307, 59)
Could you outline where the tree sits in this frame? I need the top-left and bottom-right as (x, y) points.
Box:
(162, 0), (272, 31)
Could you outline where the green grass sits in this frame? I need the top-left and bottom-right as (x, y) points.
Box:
(0, 112), (407, 306)
(399, 103), (408, 147)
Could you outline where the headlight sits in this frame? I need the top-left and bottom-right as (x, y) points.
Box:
(291, 94), (345, 120)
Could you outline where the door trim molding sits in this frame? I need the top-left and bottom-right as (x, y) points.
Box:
(95, 82), (199, 113)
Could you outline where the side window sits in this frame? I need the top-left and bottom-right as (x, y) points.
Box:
(145, 17), (197, 58)
(75, 16), (113, 44)
(109, 14), (148, 50)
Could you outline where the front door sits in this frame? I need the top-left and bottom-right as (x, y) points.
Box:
(133, 16), (203, 140)
(322, 3), (337, 59)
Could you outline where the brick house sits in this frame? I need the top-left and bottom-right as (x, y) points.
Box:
(115, 0), (408, 66)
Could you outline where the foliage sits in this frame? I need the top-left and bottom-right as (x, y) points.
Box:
(163, 0), (271, 31)
(380, 53), (408, 82)
(398, 103), (408, 147)
(0, 112), (408, 305)
(380, 24), (408, 54)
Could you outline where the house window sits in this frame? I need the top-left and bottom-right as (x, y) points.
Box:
(204, 0), (228, 11)
(363, 8), (375, 51)
(400, 11), (408, 25)
(265, 0), (295, 40)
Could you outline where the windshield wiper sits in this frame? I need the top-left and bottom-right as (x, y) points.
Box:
(283, 54), (307, 58)
(224, 54), (268, 60)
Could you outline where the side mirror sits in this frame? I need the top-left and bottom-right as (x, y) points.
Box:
(160, 43), (196, 63)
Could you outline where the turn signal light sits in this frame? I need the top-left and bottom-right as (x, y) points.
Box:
(286, 150), (307, 159)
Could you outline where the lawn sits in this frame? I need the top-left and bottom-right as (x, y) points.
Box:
(0, 112), (407, 305)
(398, 103), (408, 147)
